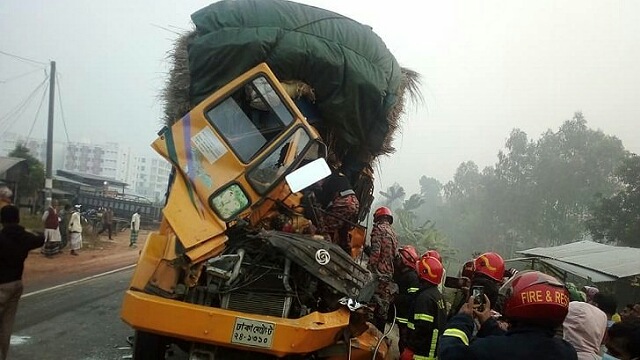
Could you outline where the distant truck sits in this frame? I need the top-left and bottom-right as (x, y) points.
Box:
(74, 190), (162, 229)
(120, 1), (419, 359)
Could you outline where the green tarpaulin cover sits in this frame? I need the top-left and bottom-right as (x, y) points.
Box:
(189, 0), (402, 157)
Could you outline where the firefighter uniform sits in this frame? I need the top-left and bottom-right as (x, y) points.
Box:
(317, 172), (359, 252)
(439, 314), (577, 360)
(368, 215), (398, 332)
(405, 284), (447, 360)
(393, 265), (420, 351)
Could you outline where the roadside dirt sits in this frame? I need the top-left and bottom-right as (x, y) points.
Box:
(22, 229), (150, 293)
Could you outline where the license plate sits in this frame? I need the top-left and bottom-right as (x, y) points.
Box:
(231, 318), (275, 348)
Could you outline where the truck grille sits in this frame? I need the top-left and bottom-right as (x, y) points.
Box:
(225, 292), (288, 318)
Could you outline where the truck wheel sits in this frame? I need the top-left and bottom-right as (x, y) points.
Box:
(132, 330), (167, 360)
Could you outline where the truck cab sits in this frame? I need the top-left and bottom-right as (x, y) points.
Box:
(121, 63), (389, 360)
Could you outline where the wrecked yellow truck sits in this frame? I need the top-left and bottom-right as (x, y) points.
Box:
(121, 1), (419, 359)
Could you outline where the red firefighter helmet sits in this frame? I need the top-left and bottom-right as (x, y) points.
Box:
(398, 245), (420, 270)
(474, 252), (505, 282)
(373, 206), (393, 224)
(424, 250), (442, 264)
(416, 255), (444, 285)
(500, 270), (570, 326)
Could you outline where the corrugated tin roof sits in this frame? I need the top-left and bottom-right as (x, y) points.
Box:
(518, 240), (640, 279)
(0, 157), (26, 174)
(56, 169), (128, 187)
(506, 257), (617, 283)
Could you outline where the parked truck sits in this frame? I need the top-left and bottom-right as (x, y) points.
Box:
(120, 1), (420, 359)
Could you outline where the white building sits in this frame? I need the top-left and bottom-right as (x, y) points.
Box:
(130, 154), (171, 203)
(0, 132), (171, 201)
(0, 132), (65, 171)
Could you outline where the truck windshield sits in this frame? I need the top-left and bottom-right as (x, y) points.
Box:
(247, 127), (313, 194)
(205, 76), (294, 163)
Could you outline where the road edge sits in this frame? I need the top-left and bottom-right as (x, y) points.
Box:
(22, 264), (136, 298)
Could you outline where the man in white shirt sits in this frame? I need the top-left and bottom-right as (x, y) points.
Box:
(129, 209), (141, 248)
(67, 205), (83, 256)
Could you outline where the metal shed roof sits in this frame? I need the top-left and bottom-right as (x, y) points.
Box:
(518, 240), (640, 279)
(0, 157), (26, 175)
(505, 257), (617, 283)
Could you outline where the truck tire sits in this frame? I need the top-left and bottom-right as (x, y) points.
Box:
(132, 330), (167, 360)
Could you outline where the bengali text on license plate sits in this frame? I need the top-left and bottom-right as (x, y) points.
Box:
(231, 317), (275, 348)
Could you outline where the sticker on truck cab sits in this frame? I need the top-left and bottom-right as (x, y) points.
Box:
(191, 127), (227, 164)
(231, 317), (275, 348)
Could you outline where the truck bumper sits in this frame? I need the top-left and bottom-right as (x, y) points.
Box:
(121, 290), (351, 357)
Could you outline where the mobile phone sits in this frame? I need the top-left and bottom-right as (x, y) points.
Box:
(471, 285), (485, 311)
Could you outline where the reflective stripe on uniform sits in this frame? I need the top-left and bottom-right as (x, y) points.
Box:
(412, 355), (436, 360)
(429, 329), (439, 358)
(408, 287), (419, 293)
(414, 313), (434, 322)
(407, 322), (415, 330)
(442, 328), (469, 346)
(396, 317), (409, 324)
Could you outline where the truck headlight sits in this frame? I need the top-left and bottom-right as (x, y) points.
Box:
(209, 183), (250, 221)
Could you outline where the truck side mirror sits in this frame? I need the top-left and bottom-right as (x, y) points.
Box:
(285, 158), (331, 193)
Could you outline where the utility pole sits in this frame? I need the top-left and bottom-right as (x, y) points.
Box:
(45, 60), (56, 207)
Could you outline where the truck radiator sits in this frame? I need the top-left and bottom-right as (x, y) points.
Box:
(223, 292), (292, 318)
(220, 259), (293, 318)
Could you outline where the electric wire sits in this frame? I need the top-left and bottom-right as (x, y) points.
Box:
(0, 74), (49, 137)
(0, 50), (48, 66)
(0, 68), (44, 84)
(55, 72), (71, 143)
(372, 304), (396, 359)
(25, 81), (48, 141)
(0, 72), (48, 125)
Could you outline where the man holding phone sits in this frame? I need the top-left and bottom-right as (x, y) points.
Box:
(438, 271), (577, 360)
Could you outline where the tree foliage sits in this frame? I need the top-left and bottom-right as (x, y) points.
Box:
(378, 183), (406, 208)
(587, 154), (640, 247)
(9, 144), (45, 202)
(382, 112), (631, 266)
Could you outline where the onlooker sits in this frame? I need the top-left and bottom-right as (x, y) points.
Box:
(593, 293), (619, 329)
(41, 199), (62, 256)
(59, 204), (72, 249)
(97, 207), (113, 240)
(367, 206), (398, 333)
(619, 304), (635, 322)
(0, 205), (45, 360)
(68, 205), (83, 255)
(129, 209), (141, 247)
(603, 319), (640, 360)
(563, 301), (608, 360)
(0, 187), (12, 210)
(632, 303), (640, 319)
(584, 286), (600, 304)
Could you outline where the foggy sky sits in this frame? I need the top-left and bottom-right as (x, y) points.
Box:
(1, 0), (639, 195)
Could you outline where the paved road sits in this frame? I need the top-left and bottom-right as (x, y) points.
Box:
(9, 268), (398, 359)
(11, 269), (138, 360)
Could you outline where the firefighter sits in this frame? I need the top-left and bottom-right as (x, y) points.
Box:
(448, 252), (506, 319)
(473, 251), (506, 284)
(392, 244), (420, 351)
(401, 254), (447, 360)
(316, 170), (359, 253)
(367, 206), (398, 332)
(424, 249), (446, 292)
(438, 270), (577, 360)
(447, 258), (475, 320)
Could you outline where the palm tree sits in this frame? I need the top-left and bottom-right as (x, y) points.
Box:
(378, 183), (406, 209)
